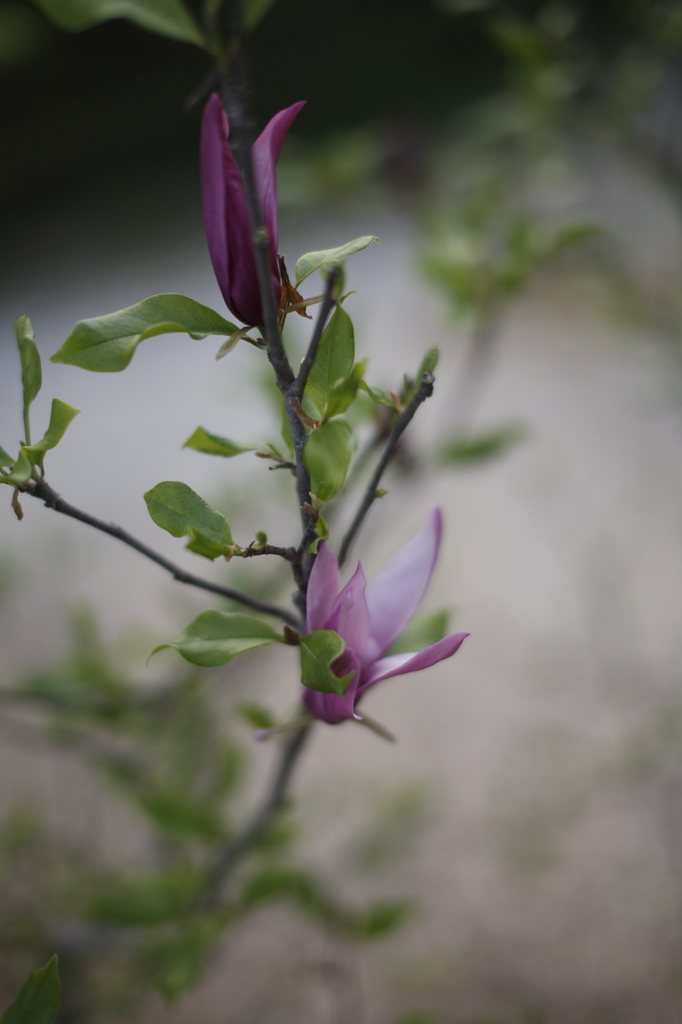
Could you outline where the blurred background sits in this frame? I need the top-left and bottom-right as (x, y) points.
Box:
(2, 1), (682, 1021)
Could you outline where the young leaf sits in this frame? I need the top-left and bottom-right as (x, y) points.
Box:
(552, 222), (600, 250)
(15, 316), (41, 445)
(239, 864), (303, 906)
(305, 305), (355, 418)
(0, 449), (35, 487)
(215, 324), (255, 359)
(304, 419), (355, 503)
(295, 236), (380, 286)
(87, 866), (202, 926)
(211, 741), (244, 798)
(183, 427), (259, 458)
(350, 899), (413, 938)
(440, 423), (525, 465)
(150, 914), (226, 1001)
(243, 0), (277, 30)
(323, 359), (366, 420)
(403, 347), (439, 405)
(151, 610), (280, 667)
(30, 0), (204, 45)
(138, 791), (223, 841)
(51, 294), (238, 372)
(143, 481), (234, 560)
(0, 955), (61, 1024)
(23, 399), (80, 470)
(358, 380), (397, 408)
(0, 445), (15, 467)
(299, 629), (354, 695)
(237, 701), (277, 730)
(417, 346), (439, 378)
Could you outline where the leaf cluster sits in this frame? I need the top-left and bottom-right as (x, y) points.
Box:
(1, 319), (79, 490)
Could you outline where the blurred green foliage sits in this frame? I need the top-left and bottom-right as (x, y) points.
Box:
(0, 608), (419, 1014)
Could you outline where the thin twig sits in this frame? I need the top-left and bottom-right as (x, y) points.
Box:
(198, 720), (312, 910)
(292, 267), (339, 397)
(240, 543), (296, 561)
(338, 371), (435, 568)
(23, 479), (300, 629)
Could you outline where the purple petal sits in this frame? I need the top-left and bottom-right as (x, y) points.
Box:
(252, 101), (306, 265)
(302, 649), (360, 725)
(333, 563), (370, 659)
(358, 631), (469, 693)
(364, 508), (443, 663)
(305, 542), (340, 633)
(201, 95), (233, 308)
(201, 97), (304, 326)
(200, 95), (266, 327)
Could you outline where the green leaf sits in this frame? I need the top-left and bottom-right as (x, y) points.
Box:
(211, 741), (243, 798)
(151, 914), (227, 1000)
(0, 955), (61, 1024)
(299, 629), (354, 695)
(237, 701), (276, 730)
(324, 358), (366, 420)
(552, 222), (600, 250)
(23, 399), (80, 470)
(152, 610), (280, 667)
(183, 427), (259, 459)
(243, 0), (277, 30)
(403, 347), (439, 405)
(239, 865), (303, 906)
(30, 0), (204, 44)
(138, 791), (223, 840)
(87, 866), (200, 927)
(417, 345), (439, 378)
(51, 294), (238, 372)
(0, 446), (14, 467)
(0, 449), (34, 487)
(388, 610), (450, 656)
(350, 898), (413, 938)
(440, 423), (525, 465)
(358, 380), (397, 408)
(15, 316), (41, 445)
(215, 323), (255, 359)
(304, 419), (355, 503)
(305, 305), (355, 418)
(295, 236), (380, 286)
(144, 481), (234, 560)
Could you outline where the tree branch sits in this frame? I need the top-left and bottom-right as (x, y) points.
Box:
(23, 478), (300, 629)
(198, 719), (312, 910)
(291, 266), (339, 398)
(240, 542), (297, 561)
(338, 371), (435, 568)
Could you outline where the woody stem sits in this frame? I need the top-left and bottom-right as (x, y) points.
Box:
(338, 371), (435, 568)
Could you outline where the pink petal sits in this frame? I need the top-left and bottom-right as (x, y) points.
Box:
(364, 508), (443, 663)
(305, 542), (340, 633)
(252, 101), (306, 266)
(302, 649), (360, 725)
(358, 631), (469, 693)
(333, 563), (370, 659)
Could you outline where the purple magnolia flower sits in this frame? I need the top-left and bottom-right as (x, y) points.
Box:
(201, 93), (305, 327)
(302, 509), (469, 725)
